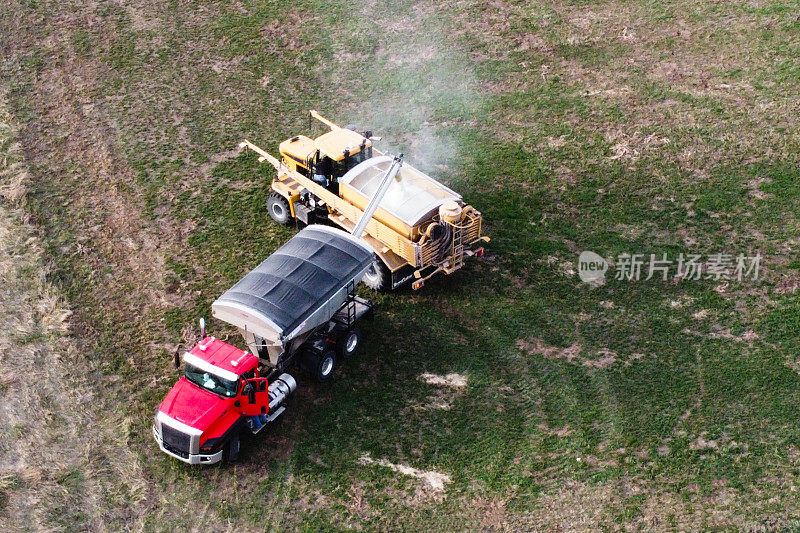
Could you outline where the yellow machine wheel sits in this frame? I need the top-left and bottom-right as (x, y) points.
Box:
(267, 192), (291, 225)
(361, 259), (391, 292)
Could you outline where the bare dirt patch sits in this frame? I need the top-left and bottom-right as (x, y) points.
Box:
(606, 130), (671, 161)
(747, 176), (774, 200)
(682, 326), (761, 344)
(358, 453), (451, 497)
(775, 271), (800, 295)
(543, 255), (577, 277)
(516, 337), (645, 369)
(517, 337), (583, 363)
(124, 3), (161, 32)
(413, 372), (469, 410)
(419, 372), (468, 388)
(471, 495), (511, 529)
(260, 10), (314, 51)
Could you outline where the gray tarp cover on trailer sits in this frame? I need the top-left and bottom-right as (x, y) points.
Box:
(212, 225), (374, 342)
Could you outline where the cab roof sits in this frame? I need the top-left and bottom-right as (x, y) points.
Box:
(279, 129), (372, 163)
(315, 129), (371, 161)
(186, 337), (258, 378)
(278, 135), (316, 163)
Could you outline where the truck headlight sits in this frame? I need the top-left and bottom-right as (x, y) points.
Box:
(199, 437), (221, 453)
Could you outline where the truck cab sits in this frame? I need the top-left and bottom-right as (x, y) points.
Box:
(278, 126), (374, 192)
(153, 336), (295, 465)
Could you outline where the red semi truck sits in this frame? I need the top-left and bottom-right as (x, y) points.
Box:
(153, 336), (297, 464)
(153, 225), (376, 464)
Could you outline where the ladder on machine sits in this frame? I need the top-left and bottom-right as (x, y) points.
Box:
(343, 278), (356, 328)
(332, 278), (358, 329)
(445, 222), (464, 273)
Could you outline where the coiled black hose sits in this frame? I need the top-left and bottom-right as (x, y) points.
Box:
(432, 223), (453, 263)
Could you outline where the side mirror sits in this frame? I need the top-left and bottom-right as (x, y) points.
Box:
(173, 345), (182, 369)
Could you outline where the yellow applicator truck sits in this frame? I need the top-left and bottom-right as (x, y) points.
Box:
(240, 110), (488, 291)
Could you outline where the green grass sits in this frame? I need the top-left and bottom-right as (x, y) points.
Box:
(3, 0), (800, 529)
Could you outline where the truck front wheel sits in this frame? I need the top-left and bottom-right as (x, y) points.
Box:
(225, 432), (240, 463)
(362, 259), (390, 291)
(267, 192), (291, 225)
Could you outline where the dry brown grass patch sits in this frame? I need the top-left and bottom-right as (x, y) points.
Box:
(411, 372), (469, 411)
(0, 89), (149, 529)
(261, 9), (314, 51)
(517, 337), (645, 369)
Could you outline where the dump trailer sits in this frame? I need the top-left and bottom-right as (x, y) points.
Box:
(211, 224), (375, 377)
(240, 110), (488, 291)
(153, 225), (375, 464)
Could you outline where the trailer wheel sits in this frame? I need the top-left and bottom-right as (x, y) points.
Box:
(362, 259), (390, 292)
(312, 349), (337, 382)
(267, 192), (291, 225)
(337, 327), (361, 359)
(225, 432), (240, 463)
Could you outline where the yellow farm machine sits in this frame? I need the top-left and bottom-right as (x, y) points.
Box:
(240, 110), (488, 290)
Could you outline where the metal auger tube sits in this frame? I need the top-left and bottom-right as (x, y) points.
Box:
(351, 155), (403, 238)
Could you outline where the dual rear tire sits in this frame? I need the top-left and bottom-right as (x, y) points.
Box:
(337, 327), (361, 359)
(305, 348), (337, 383)
(302, 328), (362, 382)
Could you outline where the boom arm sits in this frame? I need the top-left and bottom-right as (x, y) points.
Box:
(309, 109), (340, 131)
(239, 139), (283, 170)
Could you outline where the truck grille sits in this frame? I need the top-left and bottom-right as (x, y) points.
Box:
(162, 425), (191, 456)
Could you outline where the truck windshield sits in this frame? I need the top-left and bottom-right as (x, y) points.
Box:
(331, 147), (372, 179)
(347, 147), (371, 170)
(185, 364), (239, 398)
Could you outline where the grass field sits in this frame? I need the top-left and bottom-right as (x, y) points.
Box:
(2, 0), (800, 530)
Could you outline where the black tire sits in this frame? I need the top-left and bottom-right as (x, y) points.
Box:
(361, 259), (391, 291)
(225, 432), (240, 463)
(337, 327), (361, 359)
(267, 192), (291, 225)
(311, 349), (337, 382)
